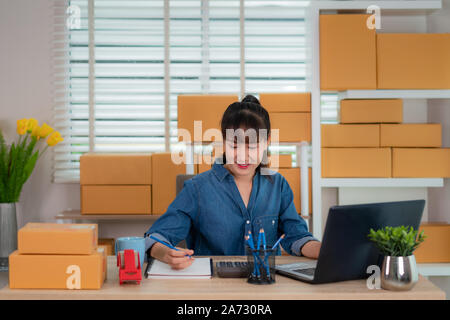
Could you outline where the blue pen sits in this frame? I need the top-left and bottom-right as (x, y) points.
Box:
(256, 229), (263, 252)
(245, 235), (260, 278)
(262, 229), (266, 251)
(149, 235), (191, 258)
(260, 229), (271, 280)
(248, 231), (255, 248)
(271, 234), (285, 250)
(248, 231), (265, 275)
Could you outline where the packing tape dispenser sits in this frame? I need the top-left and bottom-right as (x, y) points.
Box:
(117, 249), (142, 284)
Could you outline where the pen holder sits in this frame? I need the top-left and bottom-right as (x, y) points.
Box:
(246, 246), (276, 285)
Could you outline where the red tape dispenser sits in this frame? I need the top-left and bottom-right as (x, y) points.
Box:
(117, 249), (142, 285)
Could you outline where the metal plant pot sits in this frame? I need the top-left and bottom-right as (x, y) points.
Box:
(381, 255), (419, 291)
(0, 203), (18, 272)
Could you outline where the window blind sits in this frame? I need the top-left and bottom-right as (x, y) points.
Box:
(52, 0), (321, 183)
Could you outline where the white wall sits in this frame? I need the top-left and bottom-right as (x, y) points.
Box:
(0, 0), (147, 238)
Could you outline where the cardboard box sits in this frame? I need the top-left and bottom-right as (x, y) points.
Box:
(81, 185), (152, 214)
(270, 112), (311, 142)
(98, 238), (115, 256)
(321, 124), (380, 147)
(268, 154), (292, 168)
(177, 95), (238, 142)
(322, 148), (392, 177)
(414, 223), (450, 263)
(18, 223), (98, 255)
(259, 93), (311, 112)
(80, 153), (152, 185)
(380, 124), (442, 147)
(340, 99), (403, 124)
(152, 153), (196, 214)
(278, 168), (312, 215)
(9, 249), (106, 289)
(377, 33), (450, 89)
(392, 148), (450, 178)
(320, 14), (377, 90)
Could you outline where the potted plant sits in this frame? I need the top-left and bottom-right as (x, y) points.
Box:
(368, 226), (426, 291)
(0, 119), (64, 271)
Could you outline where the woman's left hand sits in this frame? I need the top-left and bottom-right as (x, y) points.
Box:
(300, 241), (321, 259)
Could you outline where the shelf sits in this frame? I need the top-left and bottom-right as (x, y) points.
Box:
(311, 1), (442, 12)
(321, 178), (444, 188)
(56, 210), (163, 222)
(337, 89), (450, 100)
(418, 263), (450, 277)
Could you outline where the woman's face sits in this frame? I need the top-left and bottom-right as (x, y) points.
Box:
(223, 127), (269, 179)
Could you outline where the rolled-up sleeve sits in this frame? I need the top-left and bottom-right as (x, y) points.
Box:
(144, 179), (198, 253)
(278, 176), (319, 256)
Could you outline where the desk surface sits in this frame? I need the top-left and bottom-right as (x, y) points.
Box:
(0, 256), (445, 300)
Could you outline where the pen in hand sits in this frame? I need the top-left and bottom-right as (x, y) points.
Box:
(149, 235), (192, 258)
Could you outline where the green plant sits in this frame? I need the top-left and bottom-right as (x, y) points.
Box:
(368, 226), (426, 257)
(0, 119), (63, 203)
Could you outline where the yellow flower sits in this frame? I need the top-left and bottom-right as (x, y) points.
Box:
(38, 123), (54, 138)
(31, 123), (54, 140)
(46, 131), (64, 147)
(26, 118), (39, 134)
(16, 119), (29, 135)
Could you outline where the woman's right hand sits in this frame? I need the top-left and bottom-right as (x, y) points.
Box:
(150, 242), (195, 270)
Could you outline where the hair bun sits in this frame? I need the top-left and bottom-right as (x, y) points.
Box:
(241, 94), (261, 105)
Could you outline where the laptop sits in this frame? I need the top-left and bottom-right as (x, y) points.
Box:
(275, 199), (425, 284)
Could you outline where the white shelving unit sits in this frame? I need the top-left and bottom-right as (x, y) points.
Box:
(338, 89), (450, 100)
(418, 263), (450, 277)
(308, 1), (446, 241)
(321, 178), (444, 188)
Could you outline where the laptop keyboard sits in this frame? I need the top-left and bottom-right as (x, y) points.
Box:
(293, 267), (316, 277)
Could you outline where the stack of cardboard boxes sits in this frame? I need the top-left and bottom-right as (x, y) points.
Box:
(321, 99), (449, 178)
(320, 13), (450, 263)
(260, 93), (311, 142)
(319, 14), (450, 90)
(80, 154), (152, 214)
(9, 223), (106, 289)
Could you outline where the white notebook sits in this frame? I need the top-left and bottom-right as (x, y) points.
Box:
(146, 258), (212, 279)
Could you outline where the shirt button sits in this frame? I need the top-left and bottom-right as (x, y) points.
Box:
(246, 220), (250, 224)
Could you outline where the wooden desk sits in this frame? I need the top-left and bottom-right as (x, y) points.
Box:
(0, 256), (445, 300)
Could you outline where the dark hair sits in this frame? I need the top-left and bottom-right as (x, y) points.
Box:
(220, 94), (271, 173)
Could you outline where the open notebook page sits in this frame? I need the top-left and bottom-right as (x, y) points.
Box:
(147, 257), (212, 279)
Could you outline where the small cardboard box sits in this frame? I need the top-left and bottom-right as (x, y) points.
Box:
(392, 148), (450, 178)
(322, 148), (392, 178)
(380, 124), (442, 147)
(18, 223), (98, 255)
(259, 93), (311, 112)
(320, 14), (377, 90)
(177, 95), (238, 142)
(81, 185), (152, 214)
(98, 238), (115, 256)
(414, 223), (450, 263)
(278, 167), (312, 215)
(152, 153), (196, 214)
(377, 33), (450, 89)
(270, 112), (311, 142)
(9, 249), (106, 289)
(340, 99), (403, 124)
(80, 153), (152, 185)
(321, 124), (380, 147)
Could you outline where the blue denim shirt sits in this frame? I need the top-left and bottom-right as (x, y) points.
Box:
(144, 161), (318, 256)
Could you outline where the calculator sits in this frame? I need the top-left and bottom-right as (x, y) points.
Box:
(215, 261), (249, 278)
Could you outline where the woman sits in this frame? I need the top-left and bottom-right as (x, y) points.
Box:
(144, 95), (321, 270)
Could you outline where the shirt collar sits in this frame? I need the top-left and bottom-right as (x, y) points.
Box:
(212, 159), (231, 182)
